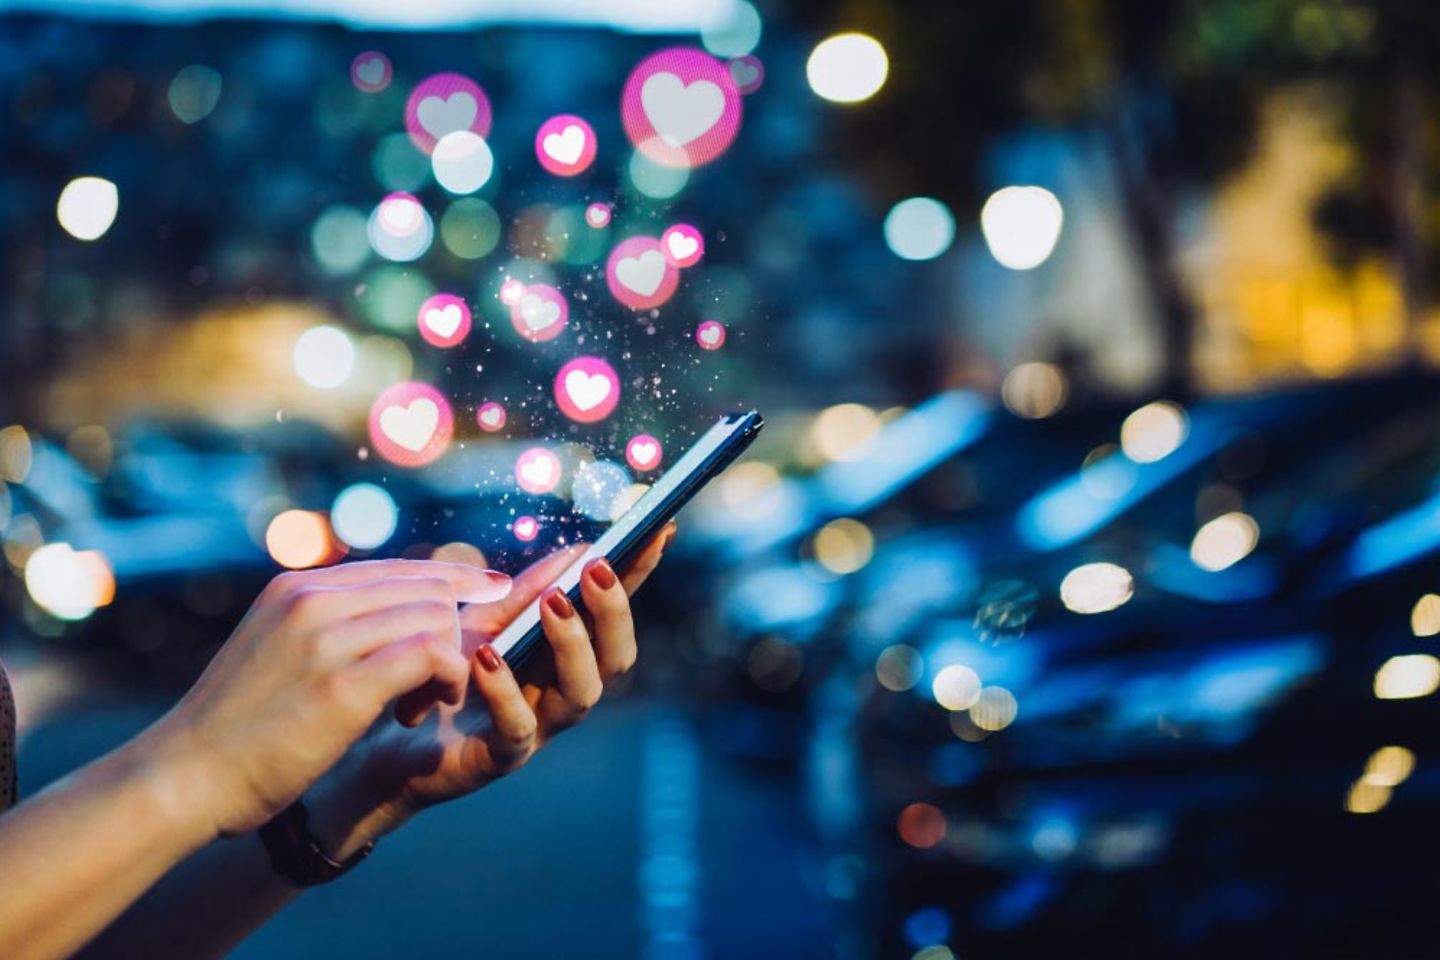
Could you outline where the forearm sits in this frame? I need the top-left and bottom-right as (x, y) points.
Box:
(0, 733), (215, 960)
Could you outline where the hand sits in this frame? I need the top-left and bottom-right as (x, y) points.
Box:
(307, 523), (675, 857)
(136, 560), (513, 839)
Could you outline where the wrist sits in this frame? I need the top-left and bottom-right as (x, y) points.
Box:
(304, 764), (413, 862)
(105, 725), (222, 854)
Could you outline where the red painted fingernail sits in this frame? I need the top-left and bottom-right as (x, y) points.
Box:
(587, 559), (618, 590)
(476, 642), (503, 673)
(544, 588), (575, 619)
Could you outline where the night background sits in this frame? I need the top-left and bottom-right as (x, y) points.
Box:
(5, 0), (1440, 956)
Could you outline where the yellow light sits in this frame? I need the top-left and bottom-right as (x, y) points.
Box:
(1362, 746), (1415, 787)
(265, 510), (336, 570)
(1374, 654), (1440, 700)
(1001, 362), (1068, 419)
(1190, 512), (1260, 572)
(24, 543), (114, 621)
(1120, 401), (1188, 463)
(806, 33), (888, 104)
(56, 176), (119, 241)
(1411, 594), (1440, 638)
(0, 425), (33, 484)
(1060, 562), (1134, 614)
(720, 461), (780, 508)
(980, 186), (1064, 270)
(969, 686), (1018, 731)
(811, 403), (881, 462)
(931, 664), (981, 711)
(1345, 779), (1390, 814)
(813, 518), (874, 575)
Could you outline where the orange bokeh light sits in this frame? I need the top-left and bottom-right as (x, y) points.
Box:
(897, 802), (947, 849)
(265, 510), (342, 569)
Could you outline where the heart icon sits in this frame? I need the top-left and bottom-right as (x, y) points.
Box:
(631, 442), (657, 465)
(356, 57), (386, 87)
(699, 327), (720, 346)
(478, 406), (503, 428)
(729, 59), (759, 89)
(417, 91), (477, 139)
(667, 232), (699, 262)
(615, 250), (666, 296)
(564, 370), (612, 411)
(640, 72), (725, 148)
(513, 517), (538, 540)
(379, 398), (439, 452)
(520, 457), (553, 487)
(379, 195), (422, 234)
(520, 294), (561, 331)
(424, 304), (463, 337)
(586, 204), (611, 227)
(542, 125), (586, 165)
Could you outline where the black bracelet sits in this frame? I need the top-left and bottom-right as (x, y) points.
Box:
(257, 797), (374, 887)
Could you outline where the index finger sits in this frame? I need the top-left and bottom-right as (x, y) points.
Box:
(459, 544), (587, 636)
(280, 559), (513, 603)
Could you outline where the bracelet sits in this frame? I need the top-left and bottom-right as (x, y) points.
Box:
(257, 797), (374, 887)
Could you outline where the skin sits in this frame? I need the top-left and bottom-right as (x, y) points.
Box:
(0, 523), (672, 960)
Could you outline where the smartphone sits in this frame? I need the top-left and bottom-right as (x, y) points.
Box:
(491, 410), (765, 668)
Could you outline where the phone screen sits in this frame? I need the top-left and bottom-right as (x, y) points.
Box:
(490, 411), (762, 663)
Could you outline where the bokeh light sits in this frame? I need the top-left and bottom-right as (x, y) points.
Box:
(1362, 746), (1415, 787)
(1120, 401), (1188, 463)
(439, 198), (501, 260)
(807, 33), (889, 104)
(1346, 780), (1391, 814)
(0, 426), (33, 483)
(931, 664), (982, 711)
(265, 510), (337, 570)
(875, 644), (923, 692)
(431, 131), (495, 194)
(813, 518), (874, 575)
(628, 145), (690, 200)
(1060, 562), (1135, 614)
(1190, 511), (1260, 571)
(1001, 362), (1068, 418)
(24, 543), (114, 621)
(980, 186), (1064, 270)
(700, 0), (762, 58)
(572, 460), (633, 522)
(368, 193), (434, 262)
(1373, 654), (1440, 700)
(1410, 594), (1440, 637)
(310, 205), (370, 274)
(167, 64), (222, 124)
(970, 686), (1019, 731)
(884, 197), (955, 261)
(292, 325), (355, 389)
(331, 483), (398, 551)
(56, 177), (119, 241)
(897, 802), (947, 849)
(811, 403), (881, 462)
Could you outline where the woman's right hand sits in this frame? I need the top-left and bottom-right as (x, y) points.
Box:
(135, 560), (513, 839)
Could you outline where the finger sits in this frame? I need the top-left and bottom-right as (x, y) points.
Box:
(345, 632), (469, 724)
(460, 544), (587, 635)
(538, 587), (603, 722)
(321, 599), (460, 663)
(619, 521), (676, 595)
(470, 643), (539, 770)
(579, 559), (637, 680)
(285, 576), (476, 631)
(273, 560), (512, 604)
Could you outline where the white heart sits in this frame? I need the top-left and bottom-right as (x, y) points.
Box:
(640, 72), (725, 148)
(587, 207), (608, 225)
(520, 293), (561, 331)
(520, 457), (553, 486)
(479, 408), (502, 427)
(379, 199), (421, 233)
(667, 232), (699, 261)
(564, 370), (612, 411)
(424, 304), (462, 337)
(515, 518), (536, 537)
(630, 441), (657, 466)
(615, 249), (666, 296)
(379, 398), (439, 452)
(357, 58), (386, 85)
(729, 60), (758, 88)
(699, 326), (721, 346)
(417, 91), (477, 139)
(542, 125), (586, 165)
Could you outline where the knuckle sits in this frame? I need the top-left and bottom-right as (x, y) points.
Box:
(284, 586), (325, 621)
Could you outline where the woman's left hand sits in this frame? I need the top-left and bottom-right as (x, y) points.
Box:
(305, 523), (674, 857)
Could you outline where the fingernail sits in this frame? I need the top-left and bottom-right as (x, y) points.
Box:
(544, 587), (575, 619)
(460, 570), (512, 604)
(586, 559), (618, 590)
(476, 642), (503, 673)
